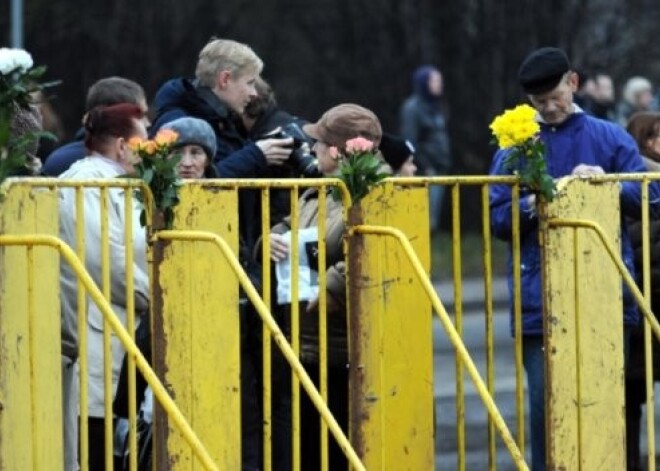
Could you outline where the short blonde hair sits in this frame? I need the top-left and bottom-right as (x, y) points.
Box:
(195, 39), (263, 87)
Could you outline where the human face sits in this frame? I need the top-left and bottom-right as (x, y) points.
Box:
(136, 98), (151, 128)
(314, 141), (340, 175)
(644, 125), (660, 160)
(594, 75), (614, 102)
(636, 89), (654, 110)
(528, 72), (578, 125)
(397, 156), (417, 177)
(428, 70), (443, 96)
(175, 144), (209, 179)
(216, 70), (258, 114)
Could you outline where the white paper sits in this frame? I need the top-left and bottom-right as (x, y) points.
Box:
(275, 227), (319, 305)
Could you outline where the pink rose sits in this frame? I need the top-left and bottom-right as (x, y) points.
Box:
(345, 137), (374, 154)
(328, 146), (340, 160)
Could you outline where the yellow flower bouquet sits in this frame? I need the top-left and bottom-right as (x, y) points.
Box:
(489, 104), (555, 201)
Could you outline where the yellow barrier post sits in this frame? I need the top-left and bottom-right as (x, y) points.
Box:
(151, 184), (241, 469)
(0, 181), (62, 470)
(540, 178), (625, 470)
(346, 181), (435, 470)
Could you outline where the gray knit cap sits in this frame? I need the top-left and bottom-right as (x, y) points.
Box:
(161, 117), (216, 159)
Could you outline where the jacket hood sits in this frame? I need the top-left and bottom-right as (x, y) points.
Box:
(153, 78), (229, 123)
(413, 65), (440, 102)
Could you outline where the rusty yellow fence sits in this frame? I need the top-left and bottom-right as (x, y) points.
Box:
(3, 174), (660, 470)
(0, 179), (218, 471)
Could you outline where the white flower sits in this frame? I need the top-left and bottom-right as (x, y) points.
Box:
(0, 48), (34, 75)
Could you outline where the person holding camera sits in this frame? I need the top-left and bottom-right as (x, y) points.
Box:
(242, 76), (320, 225)
(258, 103), (385, 470)
(151, 38), (293, 250)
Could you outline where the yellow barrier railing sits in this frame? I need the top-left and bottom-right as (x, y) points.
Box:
(349, 224), (529, 471)
(0, 233), (220, 471)
(153, 229), (366, 471)
(548, 216), (660, 471)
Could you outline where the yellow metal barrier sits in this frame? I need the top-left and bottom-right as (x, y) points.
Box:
(349, 224), (528, 471)
(153, 229), (367, 471)
(0, 233), (220, 471)
(12, 174), (660, 470)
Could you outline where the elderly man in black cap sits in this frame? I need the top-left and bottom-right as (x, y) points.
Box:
(489, 47), (656, 471)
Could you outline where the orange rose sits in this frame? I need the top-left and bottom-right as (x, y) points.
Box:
(155, 129), (178, 147)
(143, 140), (158, 155)
(128, 137), (145, 152)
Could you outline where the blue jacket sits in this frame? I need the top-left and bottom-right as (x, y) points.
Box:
(43, 129), (86, 176)
(489, 111), (652, 335)
(151, 78), (267, 178)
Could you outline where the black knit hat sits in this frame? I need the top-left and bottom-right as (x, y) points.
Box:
(379, 133), (415, 172)
(518, 47), (571, 95)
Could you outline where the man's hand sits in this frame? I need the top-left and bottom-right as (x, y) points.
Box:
(571, 164), (605, 176)
(256, 137), (293, 166)
(269, 233), (289, 262)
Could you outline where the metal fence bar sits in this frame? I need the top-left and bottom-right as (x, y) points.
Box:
(317, 186), (330, 471)
(481, 184), (497, 471)
(74, 186), (90, 471)
(123, 188), (138, 471)
(511, 185), (525, 455)
(99, 187), (114, 471)
(260, 187), (273, 471)
(451, 183), (466, 471)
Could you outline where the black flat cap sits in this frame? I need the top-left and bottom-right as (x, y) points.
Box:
(518, 47), (570, 95)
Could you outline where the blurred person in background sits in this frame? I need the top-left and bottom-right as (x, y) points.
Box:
(32, 90), (65, 162)
(617, 76), (656, 127)
(624, 111), (660, 471)
(379, 132), (417, 176)
(400, 65), (452, 233)
(43, 77), (149, 176)
(589, 73), (617, 121)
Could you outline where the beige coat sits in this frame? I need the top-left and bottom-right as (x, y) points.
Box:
(269, 187), (347, 365)
(59, 156), (149, 417)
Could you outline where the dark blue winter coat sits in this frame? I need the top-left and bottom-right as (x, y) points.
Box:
(151, 78), (270, 248)
(490, 111), (656, 335)
(43, 129), (86, 176)
(151, 78), (268, 179)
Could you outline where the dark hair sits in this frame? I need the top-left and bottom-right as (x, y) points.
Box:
(86, 77), (146, 111)
(626, 111), (660, 161)
(83, 103), (145, 153)
(244, 76), (276, 120)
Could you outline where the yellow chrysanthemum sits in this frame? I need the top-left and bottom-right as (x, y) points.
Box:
(489, 104), (540, 149)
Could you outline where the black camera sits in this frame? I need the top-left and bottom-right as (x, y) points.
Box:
(265, 122), (321, 178)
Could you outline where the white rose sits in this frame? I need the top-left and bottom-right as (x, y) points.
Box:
(0, 48), (34, 75)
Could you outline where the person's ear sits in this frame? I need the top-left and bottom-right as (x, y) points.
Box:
(567, 71), (579, 92)
(116, 137), (130, 162)
(216, 70), (232, 90)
